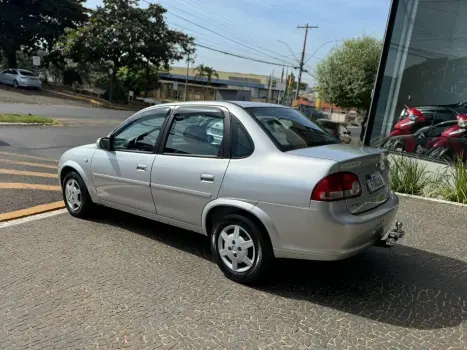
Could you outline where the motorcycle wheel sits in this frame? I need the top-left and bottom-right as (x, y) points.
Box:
(428, 147), (453, 162)
(382, 139), (403, 151)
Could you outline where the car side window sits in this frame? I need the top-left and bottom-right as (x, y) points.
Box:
(112, 108), (170, 152)
(164, 109), (224, 157)
(231, 116), (254, 158)
(10, 70), (17, 75)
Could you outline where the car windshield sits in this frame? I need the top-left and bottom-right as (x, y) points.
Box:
(19, 70), (36, 77)
(246, 107), (339, 151)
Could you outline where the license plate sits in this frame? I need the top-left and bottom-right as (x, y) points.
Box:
(366, 171), (385, 193)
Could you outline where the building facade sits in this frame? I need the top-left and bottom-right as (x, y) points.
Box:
(155, 67), (287, 103)
(366, 0), (467, 165)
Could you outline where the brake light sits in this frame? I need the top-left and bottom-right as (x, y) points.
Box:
(311, 172), (362, 201)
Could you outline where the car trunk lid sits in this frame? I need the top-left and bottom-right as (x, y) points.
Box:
(288, 144), (390, 214)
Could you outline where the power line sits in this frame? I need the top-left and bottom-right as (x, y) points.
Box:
(183, 0), (292, 59)
(141, 0), (297, 66)
(194, 43), (298, 68)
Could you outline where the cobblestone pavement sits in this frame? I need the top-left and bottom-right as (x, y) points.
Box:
(0, 196), (465, 349)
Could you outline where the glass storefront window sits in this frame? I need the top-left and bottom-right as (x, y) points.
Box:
(368, 0), (467, 163)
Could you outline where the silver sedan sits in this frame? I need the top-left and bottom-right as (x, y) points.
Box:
(0, 68), (42, 89)
(58, 101), (403, 284)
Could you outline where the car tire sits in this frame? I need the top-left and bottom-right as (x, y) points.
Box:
(62, 171), (95, 219)
(13, 80), (18, 88)
(211, 214), (274, 285)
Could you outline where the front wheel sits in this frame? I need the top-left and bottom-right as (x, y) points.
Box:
(13, 80), (18, 88)
(62, 171), (95, 218)
(211, 214), (274, 285)
(428, 147), (453, 162)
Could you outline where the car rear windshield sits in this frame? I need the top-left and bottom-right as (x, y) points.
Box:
(245, 107), (338, 152)
(19, 70), (36, 77)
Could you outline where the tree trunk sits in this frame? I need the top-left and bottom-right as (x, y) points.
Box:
(4, 48), (18, 68)
(144, 64), (151, 98)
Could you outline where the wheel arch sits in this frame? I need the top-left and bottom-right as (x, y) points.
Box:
(59, 160), (99, 203)
(202, 199), (280, 250)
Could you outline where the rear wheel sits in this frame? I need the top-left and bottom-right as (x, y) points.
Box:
(210, 214), (274, 285)
(62, 171), (95, 218)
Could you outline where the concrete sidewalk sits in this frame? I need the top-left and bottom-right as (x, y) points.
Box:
(0, 196), (465, 349)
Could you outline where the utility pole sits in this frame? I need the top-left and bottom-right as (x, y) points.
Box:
(295, 24), (318, 101)
(184, 53), (190, 101)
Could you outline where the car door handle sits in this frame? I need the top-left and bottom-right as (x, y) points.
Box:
(200, 173), (214, 182)
(136, 164), (147, 171)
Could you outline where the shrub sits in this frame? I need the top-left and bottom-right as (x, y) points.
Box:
(438, 157), (467, 204)
(390, 156), (434, 195)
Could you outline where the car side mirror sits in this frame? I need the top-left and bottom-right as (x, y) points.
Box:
(97, 137), (112, 150)
(346, 131), (351, 135)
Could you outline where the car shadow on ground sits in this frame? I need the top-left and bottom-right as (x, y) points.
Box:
(90, 207), (466, 331)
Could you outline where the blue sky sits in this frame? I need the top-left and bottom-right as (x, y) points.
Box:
(86, 0), (391, 84)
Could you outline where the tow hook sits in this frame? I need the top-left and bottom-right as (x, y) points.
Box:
(377, 221), (405, 248)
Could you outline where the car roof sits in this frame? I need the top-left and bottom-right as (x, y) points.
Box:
(17, 69), (34, 74)
(140, 101), (292, 110)
(228, 101), (289, 109)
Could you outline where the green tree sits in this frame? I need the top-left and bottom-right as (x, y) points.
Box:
(315, 36), (382, 111)
(0, 0), (88, 68)
(58, 0), (194, 101)
(194, 64), (219, 100)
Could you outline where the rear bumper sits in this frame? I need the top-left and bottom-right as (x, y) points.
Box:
(259, 192), (400, 261)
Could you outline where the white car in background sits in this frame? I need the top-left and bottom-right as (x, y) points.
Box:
(0, 69), (42, 89)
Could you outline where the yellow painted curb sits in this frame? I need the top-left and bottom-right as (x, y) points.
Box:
(0, 159), (57, 169)
(0, 201), (65, 222)
(0, 169), (57, 178)
(0, 183), (60, 191)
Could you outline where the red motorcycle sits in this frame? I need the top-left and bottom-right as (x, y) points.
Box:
(381, 106), (428, 151)
(426, 114), (467, 162)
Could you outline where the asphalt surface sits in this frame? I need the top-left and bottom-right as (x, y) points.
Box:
(0, 102), (133, 124)
(0, 196), (465, 349)
(0, 151), (61, 215)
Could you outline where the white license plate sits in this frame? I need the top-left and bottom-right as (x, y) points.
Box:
(366, 171), (385, 193)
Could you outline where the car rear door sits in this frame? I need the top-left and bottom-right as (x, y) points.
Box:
(91, 107), (171, 213)
(151, 106), (230, 227)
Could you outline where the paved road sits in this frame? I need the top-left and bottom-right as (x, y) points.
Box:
(0, 102), (133, 124)
(0, 196), (465, 349)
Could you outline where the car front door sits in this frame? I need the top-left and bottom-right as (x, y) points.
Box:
(151, 106), (230, 227)
(91, 107), (171, 213)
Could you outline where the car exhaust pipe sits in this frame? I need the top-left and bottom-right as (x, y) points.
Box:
(376, 221), (405, 248)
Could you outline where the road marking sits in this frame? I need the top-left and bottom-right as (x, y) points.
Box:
(0, 169), (57, 178)
(0, 203), (66, 224)
(0, 151), (57, 162)
(0, 183), (60, 191)
(0, 159), (57, 169)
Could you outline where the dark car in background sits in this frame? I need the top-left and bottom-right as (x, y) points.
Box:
(316, 119), (352, 144)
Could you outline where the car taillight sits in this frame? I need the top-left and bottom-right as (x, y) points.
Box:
(311, 172), (362, 201)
